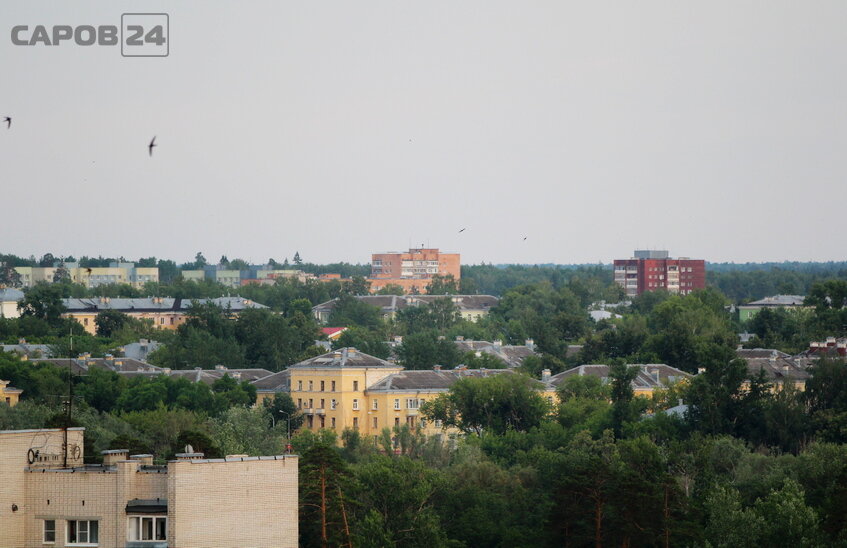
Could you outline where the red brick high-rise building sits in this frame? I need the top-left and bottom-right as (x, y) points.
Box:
(369, 248), (460, 294)
(614, 250), (705, 297)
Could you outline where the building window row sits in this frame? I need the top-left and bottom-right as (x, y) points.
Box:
(45, 518), (101, 545)
(296, 380), (338, 392)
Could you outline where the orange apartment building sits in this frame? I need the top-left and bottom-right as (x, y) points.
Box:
(369, 248), (460, 294)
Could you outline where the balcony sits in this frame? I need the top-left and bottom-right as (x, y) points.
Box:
(314, 408), (325, 415)
(406, 408), (419, 416)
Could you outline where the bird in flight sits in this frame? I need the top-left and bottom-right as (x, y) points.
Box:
(148, 136), (157, 157)
(459, 228), (466, 233)
(3, 117), (10, 129)
(523, 236), (527, 241)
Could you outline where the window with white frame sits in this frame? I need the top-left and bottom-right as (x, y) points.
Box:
(330, 399), (337, 409)
(406, 398), (419, 409)
(394, 398), (400, 410)
(352, 398), (359, 410)
(43, 519), (56, 543)
(128, 516), (167, 542)
(372, 399), (378, 410)
(67, 519), (98, 545)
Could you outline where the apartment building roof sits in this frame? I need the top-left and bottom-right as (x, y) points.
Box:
(0, 288), (24, 301)
(2, 342), (53, 358)
(62, 296), (267, 313)
(453, 338), (537, 368)
(744, 356), (810, 383)
(164, 366), (274, 385)
(549, 364), (691, 390)
(367, 368), (516, 392)
(739, 295), (806, 307)
(31, 359), (272, 385)
(32, 357), (160, 375)
(291, 347), (397, 369)
(736, 348), (791, 360)
(252, 369), (292, 391)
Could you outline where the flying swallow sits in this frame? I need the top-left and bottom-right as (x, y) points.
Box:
(3, 117), (10, 129)
(459, 228), (466, 233)
(148, 136), (157, 157)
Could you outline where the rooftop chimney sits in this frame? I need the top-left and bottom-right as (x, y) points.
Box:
(130, 454), (154, 466)
(493, 340), (502, 347)
(525, 339), (535, 351)
(541, 369), (551, 382)
(175, 452), (205, 461)
(102, 449), (129, 466)
(215, 365), (226, 371)
(455, 336), (464, 342)
(433, 365), (442, 371)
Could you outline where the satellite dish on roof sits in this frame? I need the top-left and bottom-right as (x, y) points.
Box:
(184, 444), (194, 453)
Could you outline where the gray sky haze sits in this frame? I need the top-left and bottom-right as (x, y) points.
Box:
(2, 1), (845, 265)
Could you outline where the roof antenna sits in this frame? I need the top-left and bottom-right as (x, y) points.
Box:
(63, 322), (74, 468)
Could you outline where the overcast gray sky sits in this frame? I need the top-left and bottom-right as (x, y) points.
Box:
(2, 1), (845, 265)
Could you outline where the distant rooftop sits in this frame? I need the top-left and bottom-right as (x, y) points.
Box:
(741, 295), (806, 307)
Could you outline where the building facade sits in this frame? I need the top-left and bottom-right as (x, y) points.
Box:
(613, 250), (705, 297)
(252, 348), (547, 440)
(0, 287), (24, 318)
(0, 428), (298, 548)
(61, 296), (267, 335)
(368, 248), (460, 294)
(737, 295), (807, 323)
(0, 379), (23, 406)
(14, 263), (159, 289)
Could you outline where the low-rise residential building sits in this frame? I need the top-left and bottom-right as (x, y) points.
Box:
(736, 348), (811, 390)
(62, 296), (267, 335)
(547, 364), (691, 397)
(0, 287), (24, 318)
(252, 348), (546, 439)
(14, 262), (159, 289)
(738, 295), (807, 322)
(0, 427), (298, 548)
(312, 295), (499, 324)
(1, 379), (23, 406)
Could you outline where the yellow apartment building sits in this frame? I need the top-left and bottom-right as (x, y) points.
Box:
(1, 379), (23, 406)
(0, 427), (298, 548)
(287, 348), (403, 434)
(253, 348), (543, 439)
